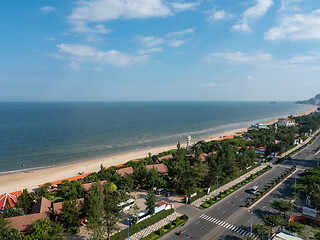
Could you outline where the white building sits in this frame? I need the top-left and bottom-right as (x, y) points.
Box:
(248, 123), (268, 130)
(277, 118), (296, 127)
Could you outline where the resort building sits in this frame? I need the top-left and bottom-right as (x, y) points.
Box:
(248, 123), (268, 130)
(277, 118), (296, 127)
(145, 163), (168, 174)
(7, 197), (51, 232)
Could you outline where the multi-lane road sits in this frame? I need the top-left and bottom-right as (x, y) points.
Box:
(161, 135), (320, 240)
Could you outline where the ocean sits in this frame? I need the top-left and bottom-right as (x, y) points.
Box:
(0, 101), (309, 174)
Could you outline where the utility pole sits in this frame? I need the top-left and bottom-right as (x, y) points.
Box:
(216, 175), (219, 202)
(127, 216), (130, 240)
(247, 209), (253, 235)
(259, 158), (261, 175)
(294, 173), (297, 193)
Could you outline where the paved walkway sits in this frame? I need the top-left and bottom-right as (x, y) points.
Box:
(278, 129), (319, 158)
(130, 211), (182, 240)
(191, 163), (270, 207)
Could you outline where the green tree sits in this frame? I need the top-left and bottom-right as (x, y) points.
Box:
(272, 200), (295, 217)
(0, 216), (11, 238)
(311, 192), (320, 210)
(146, 190), (156, 214)
(58, 200), (81, 234)
(16, 189), (32, 213)
(104, 191), (121, 240)
(28, 217), (64, 240)
(33, 182), (52, 200)
(253, 224), (272, 239)
(3, 208), (24, 218)
(285, 222), (304, 233)
(263, 214), (284, 228)
(85, 182), (106, 240)
(59, 180), (83, 201)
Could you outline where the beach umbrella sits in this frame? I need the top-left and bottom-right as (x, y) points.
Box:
(0, 193), (18, 211)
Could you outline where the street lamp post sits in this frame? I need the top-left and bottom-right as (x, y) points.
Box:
(259, 158), (261, 175)
(247, 209), (253, 235)
(127, 217), (130, 240)
(294, 173), (297, 193)
(216, 175), (219, 202)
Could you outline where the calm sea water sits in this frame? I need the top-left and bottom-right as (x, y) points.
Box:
(0, 102), (309, 173)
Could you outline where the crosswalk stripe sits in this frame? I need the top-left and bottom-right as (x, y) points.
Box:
(239, 229), (245, 235)
(213, 219), (219, 224)
(230, 226), (236, 231)
(199, 214), (204, 218)
(221, 222), (228, 227)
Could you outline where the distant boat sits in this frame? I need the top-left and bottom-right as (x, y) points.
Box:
(270, 101), (276, 104)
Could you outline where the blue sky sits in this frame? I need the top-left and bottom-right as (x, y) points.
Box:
(1, 0), (320, 101)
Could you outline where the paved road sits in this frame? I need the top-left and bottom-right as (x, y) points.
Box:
(160, 135), (320, 240)
(161, 166), (287, 240)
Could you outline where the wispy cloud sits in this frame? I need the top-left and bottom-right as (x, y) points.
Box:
(207, 10), (234, 22)
(167, 27), (197, 37)
(208, 83), (233, 88)
(168, 39), (185, 47)
(204, 51), (272, 63)
(170, 2), (199, 12)
(57, 43), (149, 67)
(265, 10), (320, 40)
(138, 47), (163, 54)
(136, 36), (165, 48)
(68, 0), (197, 34)
(279, 0), (302, 12)
(232, 0), (273, 32)
(41, 6), (56, 13)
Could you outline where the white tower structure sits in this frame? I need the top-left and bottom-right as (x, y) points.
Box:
(187, 135), (192, 152)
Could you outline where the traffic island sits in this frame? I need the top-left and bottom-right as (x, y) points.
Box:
(245, 166), (296, 208)
(200, 165), (272, 209)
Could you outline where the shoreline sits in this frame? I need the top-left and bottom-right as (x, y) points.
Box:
(0, 105), (316, 194)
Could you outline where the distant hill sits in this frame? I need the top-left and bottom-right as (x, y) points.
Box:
(296, 93), (320, 105)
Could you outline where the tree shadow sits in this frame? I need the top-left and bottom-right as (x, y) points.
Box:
(219, 235), (242, 240)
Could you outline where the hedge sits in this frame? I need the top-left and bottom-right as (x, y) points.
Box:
(141, 214), (189, 240)
(189, 163), (260, 204)
(245, 165), (296, 207)
(111, 209), (174, 240)
(200, 165), (272, 209)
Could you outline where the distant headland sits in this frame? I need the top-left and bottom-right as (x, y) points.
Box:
(296, 93), (320, 105)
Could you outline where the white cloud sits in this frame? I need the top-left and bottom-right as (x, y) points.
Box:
(205, 51), (272, 63)
(169, 39), (185, 47)
(232, 0), (273, 32)
(265, 10), (320, 40)
(213, 10), (227, 20)
(248, 75), (253, 81)
(46, 37), (56, 41)
(170, 2), (199, 12)
(208, 83), (233, 88)
(136, 35), (165, 47)
(41, 6), (56, 13)
(68, 0), (171, 34)
(57, 43), (148, 67)
(138, 47), (163, 54)
(167, 27), (196, 37)
(66, 61), (81, 70)
(279, 0), (302, 12)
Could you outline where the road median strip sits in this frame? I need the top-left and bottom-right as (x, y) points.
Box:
(141, 214), (189, 240)
(199, 165), (272, 209)
(246, 165), (296, 208)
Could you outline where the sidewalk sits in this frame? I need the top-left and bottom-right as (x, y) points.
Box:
(278, 129), (319, 158)
(191, 163), (270, 208)
(130, 211), (182, 240)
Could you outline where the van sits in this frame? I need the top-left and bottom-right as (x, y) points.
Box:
(250, 186), (258, 194)
(156, 188), (166, 195)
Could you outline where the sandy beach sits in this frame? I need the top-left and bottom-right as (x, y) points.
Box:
(0, 105), (317, 194)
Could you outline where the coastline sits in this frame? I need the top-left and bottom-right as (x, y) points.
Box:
(0, 105), (316, 194)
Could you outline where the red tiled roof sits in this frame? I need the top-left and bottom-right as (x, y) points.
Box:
(31, 197), (51, 214)
(82, 180), (107, 191)
(116, 167), (134, 177)
(157, 154), (174, 161)
(145, 164), (168, 174)
(0, 193), (18, 211)
(53, 198), (85, 215)
(7, 213), (49, 232)
(40, 172), (91, 187)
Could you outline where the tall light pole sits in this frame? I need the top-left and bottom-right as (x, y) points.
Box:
(216, 175), (219, 202)
(247, 209), (253, 235)
(127, 216), (130, 240)
(259, 158), (262, 175)
(294, 173), (297, 193)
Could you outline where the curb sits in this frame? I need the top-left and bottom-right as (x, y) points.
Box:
(248, 169), (297, 209)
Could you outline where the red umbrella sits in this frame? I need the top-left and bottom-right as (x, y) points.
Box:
(0, 193), (18, 211)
